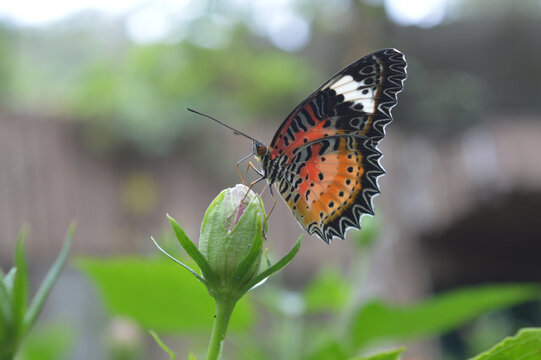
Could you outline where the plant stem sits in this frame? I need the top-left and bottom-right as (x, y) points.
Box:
(206, 298), (236, 360)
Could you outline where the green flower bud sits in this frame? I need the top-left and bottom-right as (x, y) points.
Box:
(155, 185), (300, 303)
(199, 184), (265, 288)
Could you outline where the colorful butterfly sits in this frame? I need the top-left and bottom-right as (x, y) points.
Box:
(254, 48), (407, 243)
(191, 48), (406, 243)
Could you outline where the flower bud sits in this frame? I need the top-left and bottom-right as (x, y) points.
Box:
(199, 184), (265, 288)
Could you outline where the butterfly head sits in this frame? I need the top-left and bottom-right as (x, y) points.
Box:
(252, 141), (268, 162)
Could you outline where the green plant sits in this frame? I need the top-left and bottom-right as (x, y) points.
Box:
(79, 191), (541, 359)
(152, 184), (301, 360)
(0, 224), (74, 360)
(248, 217), (541, 360)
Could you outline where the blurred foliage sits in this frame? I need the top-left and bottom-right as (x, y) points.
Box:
(16, 323), (74, 360)
(352, 347), (405, 360)
(303, 267), (352, 313)
(464, 312), (515, 357)
(442, 301), (541, 359)
(67, 40), (317, 155)
(351, 284), (541, 348)
(1, 0), (541, 157)
(75, 216), (541, 359)
(2, 12), (319, 156)
(214, 270), (541, 359)
(76, 256), (255, 333)
(149, 330), (176, 360)
(0, 226), (73, 360)
(470, 328), (541, 360)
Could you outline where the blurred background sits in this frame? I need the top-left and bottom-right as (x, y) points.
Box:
(1, 0), (541, 359)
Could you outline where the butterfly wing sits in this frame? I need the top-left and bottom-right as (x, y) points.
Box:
(268, 48), (406, 159)
(265, 48), (407, 243)
(273, 135), (383, 243)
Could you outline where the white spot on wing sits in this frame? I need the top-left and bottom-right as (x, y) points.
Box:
(329, 75), (377, 114)
(331, 77), (358, 93)
(328, 75), (353, 88)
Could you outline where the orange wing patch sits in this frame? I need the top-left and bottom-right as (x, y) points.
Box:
(273, 135), (381, 242)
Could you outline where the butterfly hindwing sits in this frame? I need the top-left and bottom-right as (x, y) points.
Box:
(272, 135), (383, 243)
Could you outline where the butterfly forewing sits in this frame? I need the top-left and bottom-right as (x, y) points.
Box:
(263, 48), (407, 243)
(269, 48), (406, 159)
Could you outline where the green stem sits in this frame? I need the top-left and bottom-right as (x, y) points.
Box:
(206, 298), (237, 360)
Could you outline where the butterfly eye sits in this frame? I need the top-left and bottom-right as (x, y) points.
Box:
(252, 141), (265, 159)
(256, 144), (267, 159)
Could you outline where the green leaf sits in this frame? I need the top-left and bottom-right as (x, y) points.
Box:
(0, 268), (15, 345)
(470, 328), (541, 360)
(0, 274), (11, 314)
(77, 257), (254, 332)
(304, 268), (352, 313)
(3, 267), (17, 292)
(0, 276), (10, 345)
(351, 284), (541, 348)
(242, 235), (302, 293)
(188, 352), (198, 360)
(23, 223), (74, 333)
(351, 347), (405, 360)
(13, 227), (29, 337)
(304, 340), (350, 360)
(167, 215), (220, 289)
(149, 330), (176, 360)
(151, 236), (208, 287)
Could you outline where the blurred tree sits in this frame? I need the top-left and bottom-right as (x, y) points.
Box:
(68, 38), (317, 155)
(2, 0), (541, 154)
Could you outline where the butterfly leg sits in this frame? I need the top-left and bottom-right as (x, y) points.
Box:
(242, 161), (264, 189)
(242, 178), (275, 237)
(240, 162), (273, 232)
(262, 184), (277, 232)
(241, 176), (266, 203)
(247, 161), (264, 177)
(243, 163), (252, 185)
(236, 153), (254, 185)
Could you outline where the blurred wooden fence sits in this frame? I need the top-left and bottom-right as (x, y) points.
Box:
(2, 111), (541, 299)
(0, 113), (126, 262)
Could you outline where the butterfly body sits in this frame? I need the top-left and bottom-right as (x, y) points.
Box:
(253, 48), (407, 243)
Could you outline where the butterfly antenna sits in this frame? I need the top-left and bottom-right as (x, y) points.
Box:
(187, 108), (260, 143)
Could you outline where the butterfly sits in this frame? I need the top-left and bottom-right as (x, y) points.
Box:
(191, 48), (407, 243)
